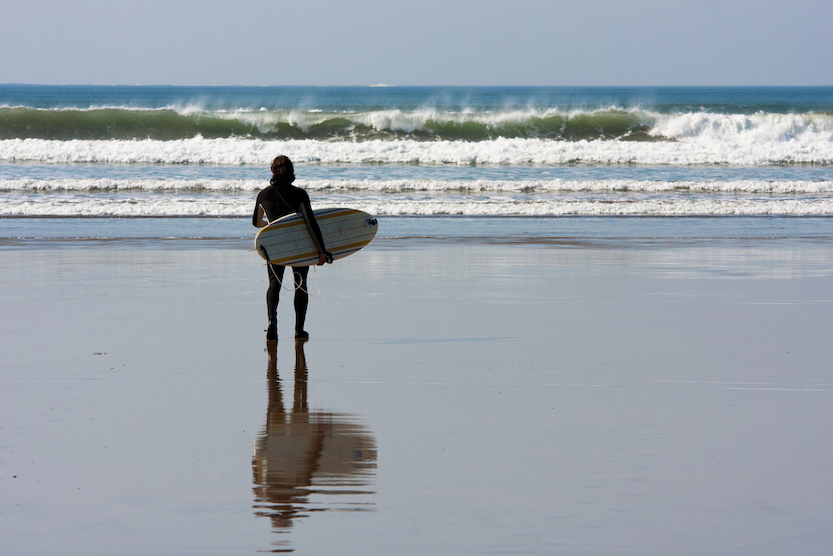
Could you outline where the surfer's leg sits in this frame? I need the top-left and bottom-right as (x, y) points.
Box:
(266, 264), (285, 340)
(292, 266), (310, 338)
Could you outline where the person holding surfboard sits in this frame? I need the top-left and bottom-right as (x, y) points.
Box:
(253, 155), (332, 341)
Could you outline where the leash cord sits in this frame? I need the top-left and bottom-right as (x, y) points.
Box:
(260, 245), (321, 297)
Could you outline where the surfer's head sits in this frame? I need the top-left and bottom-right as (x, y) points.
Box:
(270, 155), (295, 186)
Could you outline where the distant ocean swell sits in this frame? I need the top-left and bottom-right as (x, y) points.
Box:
(2, 106), (832, 143)
(2, 136), (831, 165)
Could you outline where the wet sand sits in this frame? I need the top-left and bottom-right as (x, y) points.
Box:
(2, 238), (833, 555)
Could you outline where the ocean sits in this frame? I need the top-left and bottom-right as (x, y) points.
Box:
(2, 85), (833, 240)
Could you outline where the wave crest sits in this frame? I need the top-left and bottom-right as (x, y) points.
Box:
(3, 105), (831, 144)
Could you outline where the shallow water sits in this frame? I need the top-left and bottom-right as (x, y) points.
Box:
(2, 240), (833, 554)
(3, 215), (833, 244)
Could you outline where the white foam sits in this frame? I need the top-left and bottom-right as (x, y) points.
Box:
(357, 199), (833, 217)
(1, 136), (831, 166)
(0, 178), (265, 192)
(3, 178), (832, 194)
(300, 178), (833, 194)
(4, 196), (833, 217)
(652, 112), (833, 144)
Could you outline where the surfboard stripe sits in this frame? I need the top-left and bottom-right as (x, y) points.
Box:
(267, 239), (374, 266)
(262, 222), (375, 241)
(260, 229), (375, 251)
(264, 208), (356, 227)
(259, 212), (368, 241)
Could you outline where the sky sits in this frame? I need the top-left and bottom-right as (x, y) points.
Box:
(1, 0), (831, 86)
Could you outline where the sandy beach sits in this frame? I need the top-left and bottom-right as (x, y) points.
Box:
(2, 236), (833, 555)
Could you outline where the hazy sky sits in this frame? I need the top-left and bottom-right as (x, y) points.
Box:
(2, 0), (831, 86)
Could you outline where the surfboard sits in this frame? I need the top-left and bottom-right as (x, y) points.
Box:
(255, 208), (378, 267)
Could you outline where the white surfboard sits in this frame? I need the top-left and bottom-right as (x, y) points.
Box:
(255, 208), (378, 267)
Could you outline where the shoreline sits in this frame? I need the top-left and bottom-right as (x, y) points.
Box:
(3, 215), (833, 246)
(3, 234), (833, 249)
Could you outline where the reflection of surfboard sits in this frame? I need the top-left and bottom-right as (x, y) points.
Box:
(255, 208), (378, 267)
(253, 413), (378, 487)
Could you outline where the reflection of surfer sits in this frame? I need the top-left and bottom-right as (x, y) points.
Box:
(251, 340), (322, 532)
(253, 155), (332, 341)
(252, 340), (377, 547)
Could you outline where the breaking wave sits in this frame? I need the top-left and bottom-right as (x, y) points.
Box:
(2, 105), (832, 144)
(3, 178), (833, 194)
(1, 135), (831, 166)
(4, 196), (833, 217)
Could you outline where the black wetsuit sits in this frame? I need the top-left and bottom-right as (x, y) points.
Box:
(253, 183), (327, 335)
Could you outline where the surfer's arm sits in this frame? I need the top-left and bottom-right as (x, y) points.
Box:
(253, 204), (268, 228)
(298, 202), (332, 265)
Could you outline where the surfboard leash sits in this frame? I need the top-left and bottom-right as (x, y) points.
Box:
(259, 245), (322, 297)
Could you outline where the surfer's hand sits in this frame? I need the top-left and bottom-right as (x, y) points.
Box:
(317, 253), (327, 266)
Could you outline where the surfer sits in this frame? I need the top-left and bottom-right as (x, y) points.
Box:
(253, 155), (332, 341)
